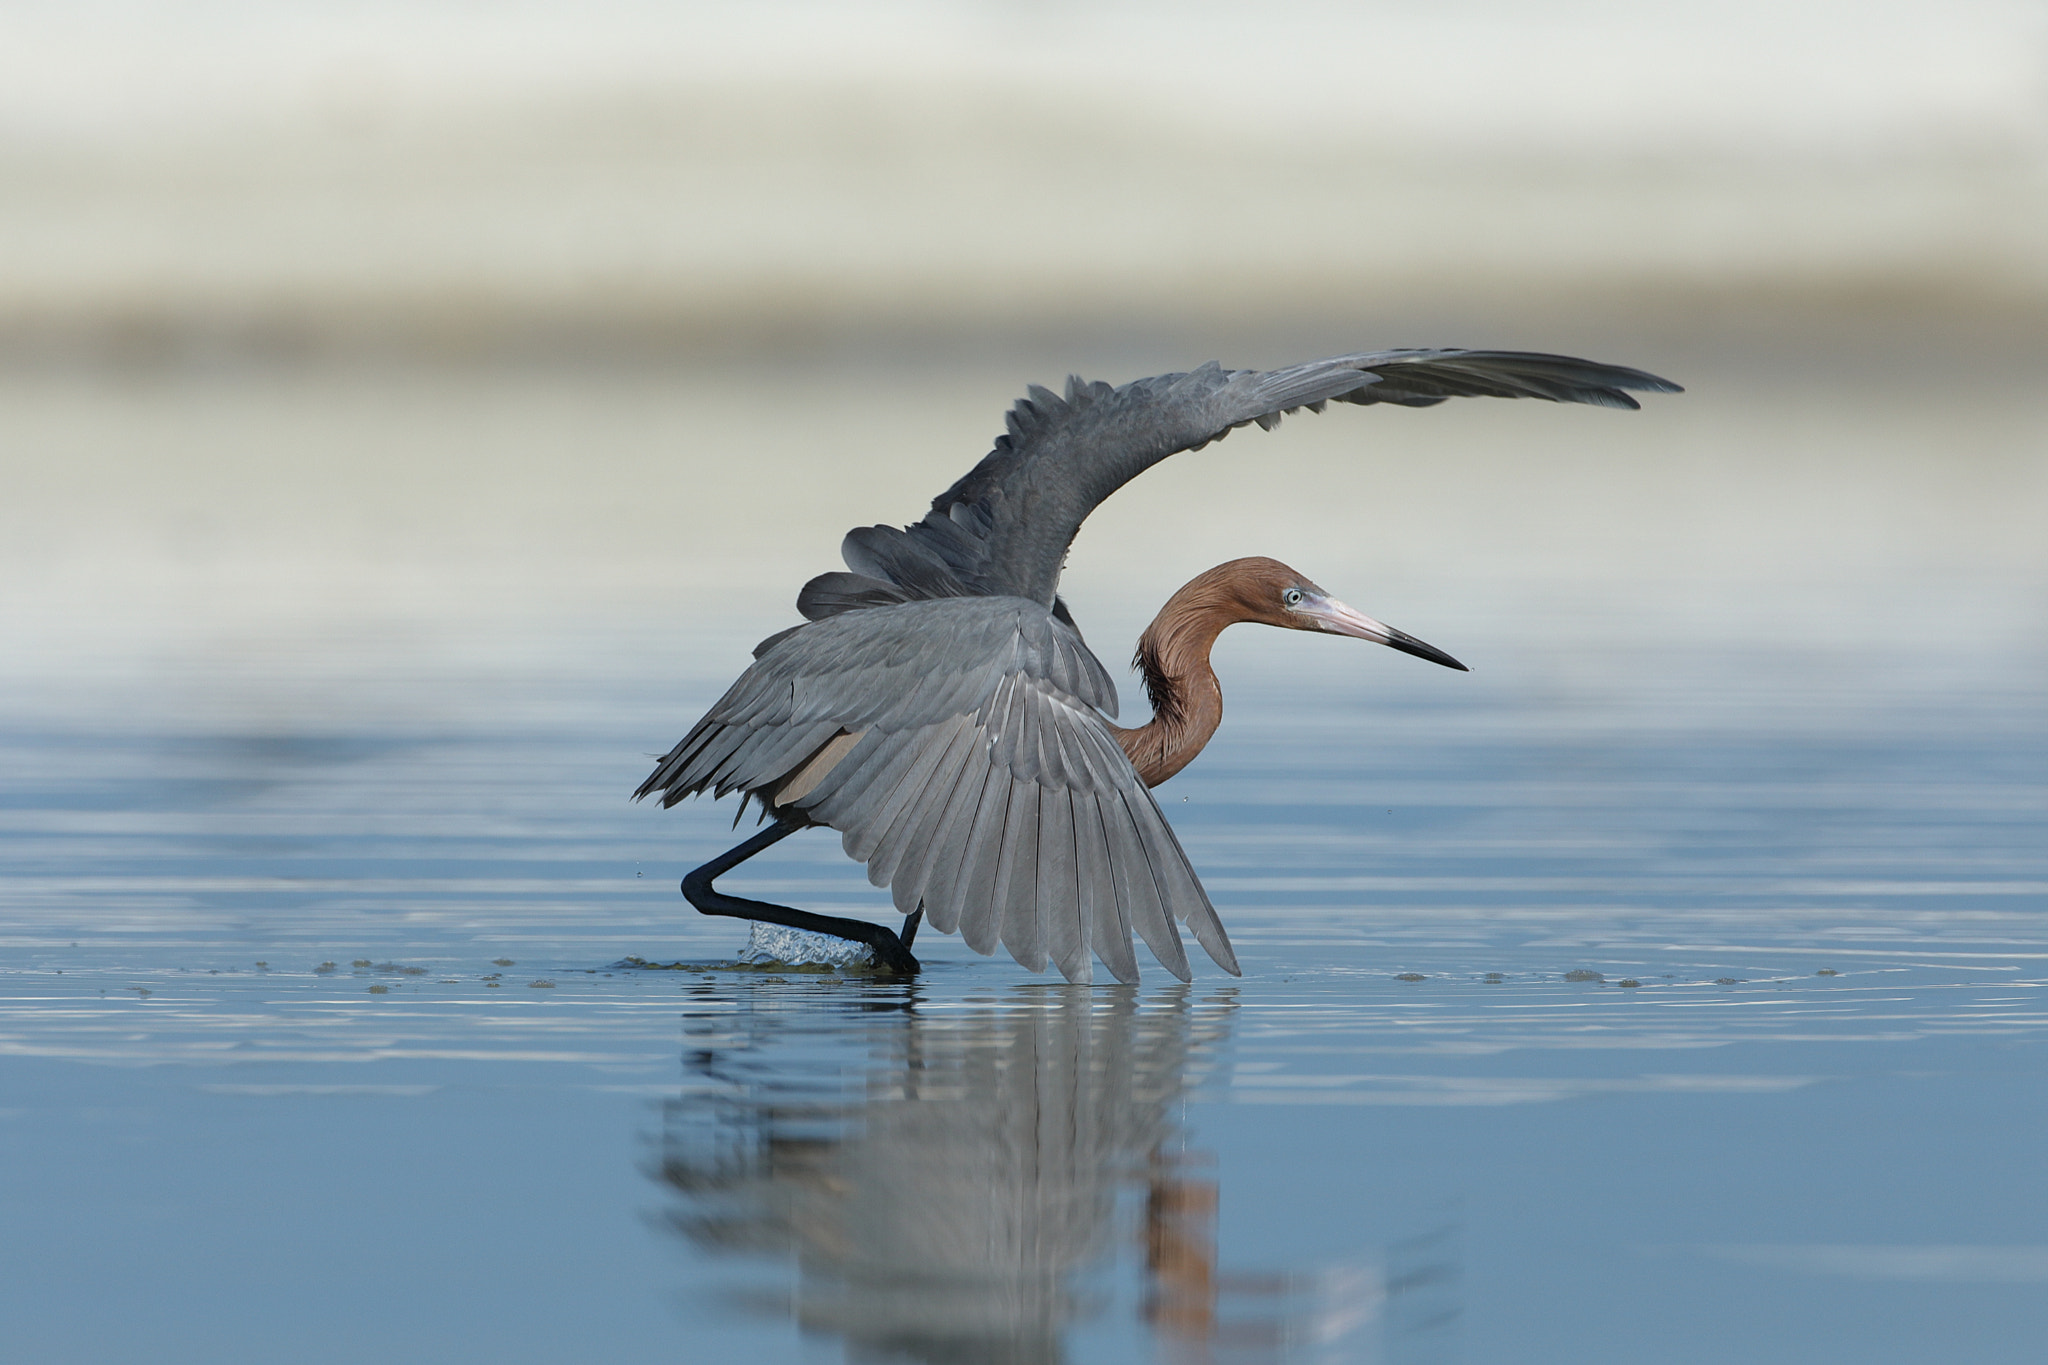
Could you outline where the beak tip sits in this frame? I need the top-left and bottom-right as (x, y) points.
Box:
(1305, 595), (1469, 673)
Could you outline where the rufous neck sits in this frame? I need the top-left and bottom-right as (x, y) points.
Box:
(1109, 593), (1234, 788)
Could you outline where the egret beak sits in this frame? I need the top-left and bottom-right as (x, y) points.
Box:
(1297, 594), (1469, 672)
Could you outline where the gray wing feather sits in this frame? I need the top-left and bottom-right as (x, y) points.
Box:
(682, 727), (750, 792)
(1076, 795), (1140, 985)
(755, 720), (849, 790)
(1037, 791), (1085, 983)
(803, 730), (914, 827)
(900, 768), (967, 919)
(841, 722), (965, 867)
(877, 720), (981, 906)
(952, 767), (1013, 953)
(1103, 791), (1189, 981)
(641, 716), (838, 810)
(994, 779), (1044, 972)
(707, 722), (816, 798)
(869, 716), (978, 891)
(1012, 679), (1045, 784)
(1126, 786), (1240, 977)
(818, 349), (1680, 609)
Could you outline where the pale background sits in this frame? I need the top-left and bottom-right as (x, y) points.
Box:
(3, 0), (2043, 727)
(4, 10), (2048, 1362)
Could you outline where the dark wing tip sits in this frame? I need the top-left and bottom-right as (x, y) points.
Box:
(1325, 350), (1682, 412)
(1625, 370), (1686, 395)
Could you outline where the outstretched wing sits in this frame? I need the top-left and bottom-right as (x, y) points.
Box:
(634, 596), (1233, 985)
(818, 348), (1681, 612)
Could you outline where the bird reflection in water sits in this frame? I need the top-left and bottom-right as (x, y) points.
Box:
(655, 982), (1458, 1363)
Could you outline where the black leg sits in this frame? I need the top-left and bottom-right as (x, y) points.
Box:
(680, 818), (920, 975)
(899, 906), (923, 950)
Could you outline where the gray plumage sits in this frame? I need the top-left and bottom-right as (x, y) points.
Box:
(639, 596), (1208, 983)
(637, 348), (1680, 983)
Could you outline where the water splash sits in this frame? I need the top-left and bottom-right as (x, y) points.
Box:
(736, 921), (876, 969)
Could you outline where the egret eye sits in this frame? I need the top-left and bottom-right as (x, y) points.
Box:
(1282, 588), (1304, 607)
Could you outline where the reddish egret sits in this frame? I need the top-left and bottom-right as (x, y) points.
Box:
(637, 349), (1678, 980)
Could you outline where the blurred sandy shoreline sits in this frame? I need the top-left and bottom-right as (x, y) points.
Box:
(5, 0), (2045, 368)
(5, 281), (2044, 378)
(6, 121), (2042, 371)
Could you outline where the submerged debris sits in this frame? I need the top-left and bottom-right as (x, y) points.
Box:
(1563, 969), (1604, 982)
(1394, 973), (1427, 982)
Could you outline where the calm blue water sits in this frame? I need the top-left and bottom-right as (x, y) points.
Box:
(3, 605), (2043, 1363)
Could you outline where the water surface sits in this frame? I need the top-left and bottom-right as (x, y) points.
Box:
(2, 358), (2045, 1362)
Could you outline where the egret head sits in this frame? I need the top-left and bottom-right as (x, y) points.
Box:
(1206, 556), (1468, 671)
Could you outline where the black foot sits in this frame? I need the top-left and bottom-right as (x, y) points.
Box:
(680, 818), (922, 976)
